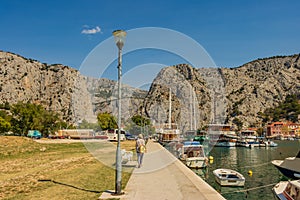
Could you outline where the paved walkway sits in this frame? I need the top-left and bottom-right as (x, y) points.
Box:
(121, 140), (225, 200)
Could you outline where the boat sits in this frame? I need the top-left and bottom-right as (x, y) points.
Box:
(272, 180), (300, 200)
(237, 130), (261, 148)
(193, 130), (208, 144)
(272, 150), (300, 179)
(236, 139), (250, 148)
(178, 141), (207, 169)
(207, 124), (238, 147)
(214, 134), (237, 147)
(213, 168), (245, 186)
(157, 88), (181, 145)
(264, 140), (278, 147)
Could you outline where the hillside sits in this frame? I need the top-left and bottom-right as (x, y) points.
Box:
(1, 50), (300, 131)
(144, 54), (300, 131)
(0, 51), (146, 125)
(222, 54), (300, 127)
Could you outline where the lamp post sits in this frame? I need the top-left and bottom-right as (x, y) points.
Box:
(112, 29), (126, 195)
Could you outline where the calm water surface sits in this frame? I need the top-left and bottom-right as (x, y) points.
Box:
(191, 140), (300, 200)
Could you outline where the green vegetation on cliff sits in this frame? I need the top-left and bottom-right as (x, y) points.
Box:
(259, 94), (300, 123)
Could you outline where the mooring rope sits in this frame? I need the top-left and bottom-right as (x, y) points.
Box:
(239, 161), (271, 169)
(220, 182), (278, 194)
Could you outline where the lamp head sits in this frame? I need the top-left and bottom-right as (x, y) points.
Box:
(113, 30), (126, 50)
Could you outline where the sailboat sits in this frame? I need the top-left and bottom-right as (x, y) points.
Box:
(184, 86), (202, 141)
(157, 88), (181, 144)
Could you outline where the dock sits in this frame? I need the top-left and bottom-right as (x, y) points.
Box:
(100, 140), (225, 200)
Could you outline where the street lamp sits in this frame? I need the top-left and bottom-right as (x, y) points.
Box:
(112, 29), (126, 195)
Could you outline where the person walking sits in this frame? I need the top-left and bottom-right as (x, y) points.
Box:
(136, 134), (146, 168)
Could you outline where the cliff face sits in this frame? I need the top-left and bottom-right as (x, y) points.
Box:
(222, 54), (300, 127)
(144, 54), (300, 131)
(0, 51), (146, 124)
(0, 51), (83, 122)
(1, 50), (300, 131)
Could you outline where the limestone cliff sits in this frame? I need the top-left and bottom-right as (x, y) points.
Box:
(1, 50), (300, 131)
(0, 51), (146, 124)
(144, 54), (300, 131)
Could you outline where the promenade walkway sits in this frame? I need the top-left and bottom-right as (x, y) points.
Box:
(120, 140), (225, 200)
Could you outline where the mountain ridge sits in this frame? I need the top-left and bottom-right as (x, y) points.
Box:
(1, 50), (299, 131)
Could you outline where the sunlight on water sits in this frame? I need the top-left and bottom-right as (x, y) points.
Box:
(195, 141), (299, 200)
(168, 141), (300, 200)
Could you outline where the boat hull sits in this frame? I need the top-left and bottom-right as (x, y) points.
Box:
(185, 157), (207, 169)
(214, 177), (245, 187)
(272, 181), (288, 200)
(272, 180), (300, 200)
(214, 141), (236, 147)
(213, 169), (245, 187)
(272, 160), (300, 179)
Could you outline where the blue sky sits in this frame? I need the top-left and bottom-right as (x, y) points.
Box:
(1, 0), (300, 84)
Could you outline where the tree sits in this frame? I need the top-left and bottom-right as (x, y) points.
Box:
(131, 115), (151, 127)
(232, 118), (243, 131)
(126, 115), (154, 135)
(78, 119), (101, 131)
(0, 116), (11, 133)
(262, 94), (300, 123)
(10, 102), (70, 137)
(97, 113), (117, 130)
(256, 127), (264, 137)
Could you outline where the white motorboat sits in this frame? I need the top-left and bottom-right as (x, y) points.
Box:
(265, 140), (278, 147)
(179, 141), (207, 169)
(272, 180), (300, 200)
(213, 168), (245, 187)
(272, 150), (300, 179)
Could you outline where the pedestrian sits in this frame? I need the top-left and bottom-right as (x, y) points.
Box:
(136, 134), (146, 168)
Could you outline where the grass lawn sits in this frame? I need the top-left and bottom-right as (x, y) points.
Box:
(0, 136), (136, 200)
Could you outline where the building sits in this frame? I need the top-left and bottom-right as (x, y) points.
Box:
(266, 121), (300, 139)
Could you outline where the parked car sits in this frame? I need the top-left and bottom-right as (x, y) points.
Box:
(27, 130), (42, 139)
(125, 133), (137, 140)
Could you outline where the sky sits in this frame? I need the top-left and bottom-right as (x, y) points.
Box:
(1, 0), (300, 87)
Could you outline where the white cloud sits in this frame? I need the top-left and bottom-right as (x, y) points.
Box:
(81, 26), (101, 34)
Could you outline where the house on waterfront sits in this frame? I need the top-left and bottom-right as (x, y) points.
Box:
(266, 121), (300, 139)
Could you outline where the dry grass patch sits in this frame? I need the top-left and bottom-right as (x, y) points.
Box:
(0, 136), (134, 200)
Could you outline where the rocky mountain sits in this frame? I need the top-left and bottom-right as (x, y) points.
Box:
(222, 54), (300, 127)
(144, 54), (300, 131)
(1, 50), (299, 132)
(0, 51), (146, 125)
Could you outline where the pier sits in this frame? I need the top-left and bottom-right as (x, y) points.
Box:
(100, 140), (225, 200)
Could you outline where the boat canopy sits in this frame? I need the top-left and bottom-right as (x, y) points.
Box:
(183, 141), (200, 146)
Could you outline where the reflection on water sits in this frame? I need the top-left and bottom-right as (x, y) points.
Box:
(198, 140), (300, 200)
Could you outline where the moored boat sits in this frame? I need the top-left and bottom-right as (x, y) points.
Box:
(213, 168), (245, 187)
(265, 140), (278, 147)
(237, 130), (260, 148)
(272, 150), (300, 179)
(272, 180), (300, 200)
(207, 124), (238, 147)
(179, 141), (207, 169)
(157, 88), (181, 145)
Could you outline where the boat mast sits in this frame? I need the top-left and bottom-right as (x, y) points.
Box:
(190, 87), (193, 130)
(169, 88), (172, 129)
(193, 90), (197, 130)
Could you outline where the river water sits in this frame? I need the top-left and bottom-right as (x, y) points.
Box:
(188, 140), (299, 200)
